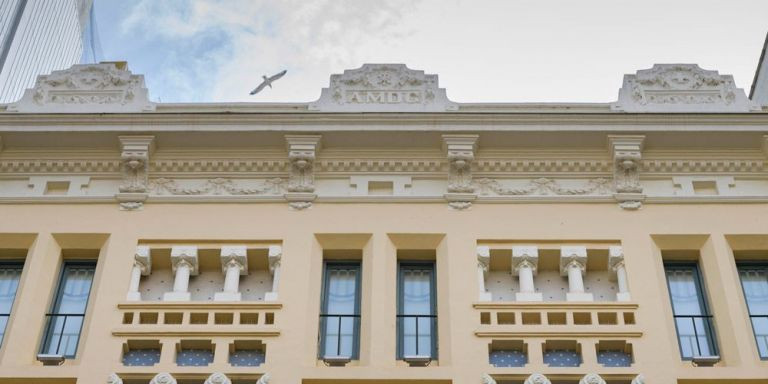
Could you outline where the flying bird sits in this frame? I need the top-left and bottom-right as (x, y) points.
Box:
(250, 70), (287, 95)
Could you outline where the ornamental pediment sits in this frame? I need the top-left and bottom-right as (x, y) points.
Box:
(611, 64), (759, 112)
(309, 63), (457, 112)
(7, 62), (155, 113)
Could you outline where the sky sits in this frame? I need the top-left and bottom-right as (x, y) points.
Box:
(95, 0), (768, 103)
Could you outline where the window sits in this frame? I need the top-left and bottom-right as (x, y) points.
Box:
(40, 262), (95, 357)
(319, 262), (361, 359)
(737, 263), (768, 359)
(0, 263), (22, 346)
(397, 262), (437, 359)
(664, 263), (718, 359)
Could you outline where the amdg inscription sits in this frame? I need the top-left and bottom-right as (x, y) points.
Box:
(346, 90), (423, 104)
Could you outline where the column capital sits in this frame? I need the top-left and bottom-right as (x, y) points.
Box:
(220, 246), (248, 275)
(524, 373), (551, 384)
(268, 245), (282, 274)
(170, 246), (198, 275)
(107, 373), (123, 384)
(482, 373), (497, 384)
(134, 245), (152, 275)
(560, 246), (587, 275)
(476, 246), (490, 270)
(204, 372), (231, 384)
(579, 373), (606, 384)
(150, 373), (177, 384)
(609, 245), (625, 271)
(512, 246), (539, 275)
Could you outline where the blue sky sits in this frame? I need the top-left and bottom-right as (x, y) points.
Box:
(95, 0), (768, 103)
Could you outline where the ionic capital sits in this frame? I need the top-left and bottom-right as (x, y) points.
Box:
(560, 246), (587, 275)
(134, 245), (152, 275)
(170, 246), (199, 275)
(268, 245), (282, 274)
(220, 245), (248, 275)
(476, 246), (490, 271)
(512, 246), (539, 275)
(579, 373), (606, 384)
(609, 245), (625, 271)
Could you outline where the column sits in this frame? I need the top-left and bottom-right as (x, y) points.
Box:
(163, 246), (198, 301)
(126, 245), (151, 301)
(560, 246), (593, 302)
(264, 245), (282, 301)
(609, 246), (631, 301)
(476, 246), (492, 301)
(214, 246), (248, 302)
(512, 246), (542, 301)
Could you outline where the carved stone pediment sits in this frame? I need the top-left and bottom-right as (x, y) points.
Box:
(612, 64), (759, 112)
(8, 62), (155, 113)
(310, 64), (457, 112)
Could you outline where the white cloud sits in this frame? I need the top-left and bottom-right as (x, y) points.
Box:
(121, 0), (768, 103)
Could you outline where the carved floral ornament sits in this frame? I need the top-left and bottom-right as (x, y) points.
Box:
(8, 62), (155, 113)
(150, 373), (177, 384)
(612, 64), (759, 112)
(309, 63), (458, 112)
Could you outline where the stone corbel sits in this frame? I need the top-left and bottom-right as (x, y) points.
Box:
(524, 374), (551, 384)
(560, 246), (593, 302)
(126, 245), (151, 301)
(163, 246), (198, 301)
(116, 135), (154, 210)
(512, 246), (542, 302)
(264, 245), (282, 301)
(580, 373), (606, 384)
(609, 245), (631, 301)
(150, 373), (177, 384)
(285, 135), (321, 209)
(204, 373), (232, 384)
(214, 246), (248, 302)
(443, 134), (479, 209)
(608, 135), (645, 210)
(476, 246), (492, 301)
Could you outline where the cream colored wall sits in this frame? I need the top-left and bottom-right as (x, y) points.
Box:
(0, 202), (766, 384)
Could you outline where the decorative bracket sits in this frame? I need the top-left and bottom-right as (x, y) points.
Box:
(285, 135), (321, 209)
(443, 134), (479, 209)
(116, 135), (154, 210)
(608, 135), (645, 210)
(135, 245), (152, 275)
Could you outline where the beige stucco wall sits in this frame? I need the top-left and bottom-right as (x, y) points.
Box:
(0, 202), (765, 384)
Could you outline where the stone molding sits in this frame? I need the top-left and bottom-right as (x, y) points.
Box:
(8, 63), (155, 113)
(149, 177), (285, 196)
(476, 177), (612, 196)
(612, 64), (760, 112)
(309, 63), (457, 112)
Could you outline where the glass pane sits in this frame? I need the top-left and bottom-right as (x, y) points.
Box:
(326, 268), (357, 315)
(321, 265), (359, 358)
(42, 315), (84, 356)
(0, 266), (22, 346)
(751, 317), (768, 358)
(402, 268), (432, 315)
(740, 267), (768, 315)
(52, 266), (95, 315)
(666, 268), (704, 316)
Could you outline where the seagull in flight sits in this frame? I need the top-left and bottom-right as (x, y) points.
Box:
(250, 70), (287, 95)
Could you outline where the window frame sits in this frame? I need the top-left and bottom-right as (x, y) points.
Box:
(736, 262), (768, 360)
(0, 261), (24, 347)
(40, 260), (96, 358)
(396, 261), (437, 360)
(318, 261), (362, 359)
(663, 262), (719, 359)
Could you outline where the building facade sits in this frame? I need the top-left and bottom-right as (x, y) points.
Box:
(0, 61), (766, 384)
(0, 0), (96, 103)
